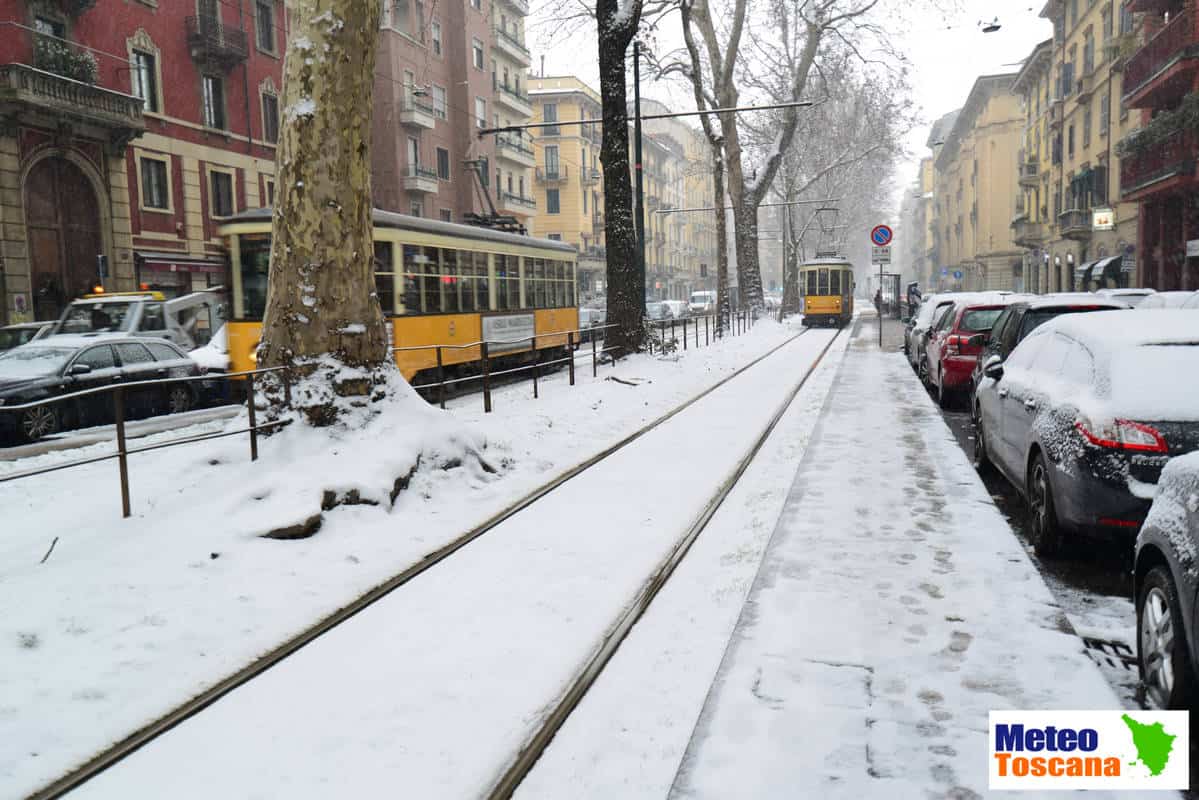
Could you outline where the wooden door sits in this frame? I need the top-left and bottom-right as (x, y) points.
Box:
(24, 157), (103, 320)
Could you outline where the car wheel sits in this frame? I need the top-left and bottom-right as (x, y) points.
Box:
(1138, 565), (1196, 709)
(937, 371), (953, 409)
(1027, 453), (1064, 557)
(20, 404), (59, 443)
(165, 385), (193, 415)
(973, 415), (994, 475)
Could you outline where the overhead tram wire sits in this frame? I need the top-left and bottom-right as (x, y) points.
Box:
(476, 100), (817, 138)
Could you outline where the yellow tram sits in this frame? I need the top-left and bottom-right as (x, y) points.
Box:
(800, 257), (855, 327)
(218, 208), (579, 382)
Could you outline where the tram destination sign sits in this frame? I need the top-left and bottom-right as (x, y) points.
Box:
(483, 313), (537, 354)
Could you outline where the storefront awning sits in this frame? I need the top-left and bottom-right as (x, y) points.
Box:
(1097, 255), (1123, 283)
(135, 251), (226, 274)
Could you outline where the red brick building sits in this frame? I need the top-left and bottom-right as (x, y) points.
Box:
(0, 0), (284, 323)
(1120, 0), (1199, 290)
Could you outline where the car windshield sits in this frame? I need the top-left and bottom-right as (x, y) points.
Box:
(1018, 307), (1115, 340)
(959, 308), (1004, 333)
(58, 302), (137, 334)
(0, 346), (74, 378)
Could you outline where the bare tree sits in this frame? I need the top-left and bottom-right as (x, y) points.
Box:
(257, 0), (389, 425)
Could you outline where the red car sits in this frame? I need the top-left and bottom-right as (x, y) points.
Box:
(925, 297), (1016, 409)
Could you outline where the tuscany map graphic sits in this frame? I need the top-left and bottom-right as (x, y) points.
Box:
(1121, 714), (1177, 777)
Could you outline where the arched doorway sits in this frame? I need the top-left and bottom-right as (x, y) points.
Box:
(24, 157), (103, 320)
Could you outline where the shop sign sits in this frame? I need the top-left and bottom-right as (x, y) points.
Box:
(1091, 208), (1115, 231)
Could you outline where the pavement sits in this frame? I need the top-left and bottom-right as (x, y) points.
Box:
(669, 311), (1135, 799)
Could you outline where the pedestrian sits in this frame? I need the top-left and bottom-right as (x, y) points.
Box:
(874, 289), (881, 313)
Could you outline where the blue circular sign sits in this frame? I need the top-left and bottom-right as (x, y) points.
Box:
(870, 225), (893, 246)
(953, 270), (963, 280)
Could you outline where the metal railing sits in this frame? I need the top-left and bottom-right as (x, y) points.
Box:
(406, 163), (438, 179)
(1124, 8), (1196, 99)
(0, 367), (289, 518)
(184, 16), (249, 66)
(1120, 127), (1199, 196)
(501, 192), (536, 209)
(493, 26), (531, 56)
(535, 165), (568, 181)
(496, 133), (533, 157)
(496, 84), (531, 105)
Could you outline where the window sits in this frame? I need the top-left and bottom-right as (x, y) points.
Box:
(76, 346), (116, 370)
(140, 157), (170, 210)
(373, 241), (396, 315)
(1082, 103), (1092, 147)
(262, 92), (279, 143)
(472, 38), (484, 69)
(393, 0), (410, 32)
(475, 97), (487, 128)
(1119, 5), (1132, 35)
(544, 145), (559, 176)
(1068, 0), (1078, 29)
(431, 85), (448, 119)
(116, 342), (154, 365)
(34, 16), (64, 38)
(1102, 8), (1113, 41)
(255, 1), (275, 52)
(543, 103), (559, 135)
(202, 75), (226, 130)
(265, 179), (275, 206)
(131, 50), (158, 113)
(410, 200), (423, 217)
(471, 0), (480, 9)
(431, 21), (441, 55)
(436, 147), (450, 180)
(238, 233), (271, 318)
(518, 176), (525, 198)
(407, 136), (419, 170)
(582, 189), (587, 213)
(439, 209), (452, 222)
(546, 189), (560, 214)
(1099, 93), (1110, 134)
(141, 303), (166, 331)
(1067, 124), (1075, 159)
(547, 234), (561, 241)
(209, 170), (234, 218)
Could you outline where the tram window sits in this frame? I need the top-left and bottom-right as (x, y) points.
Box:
(829, 270), (841, 295)
(373, 241), (395, 315)
(530, 258), (544, 307)
(441, 249), (460, 314)
(472, 252), (489, 311)
(805, 271), (817, 295)
(818, 269), (829, 294)
(495, 254), (516, 311)
(238, 234), (271, 318)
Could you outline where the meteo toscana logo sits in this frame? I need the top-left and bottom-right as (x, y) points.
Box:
(989, 710), (1189, 790)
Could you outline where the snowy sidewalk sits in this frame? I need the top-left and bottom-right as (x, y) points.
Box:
(669, 317), (1133, 799)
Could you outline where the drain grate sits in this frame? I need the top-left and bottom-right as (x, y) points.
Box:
(1082, 636), (1138, 672)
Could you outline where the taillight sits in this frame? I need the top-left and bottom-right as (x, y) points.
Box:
(1075, 418), (1168, 453)
(946, 334), (964, 355)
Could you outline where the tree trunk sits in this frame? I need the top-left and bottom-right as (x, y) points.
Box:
(712, 159), (732, 333)
(781, 207), (801, 316)
(257, 0), (388, 425)
(597, 2), (643, 355)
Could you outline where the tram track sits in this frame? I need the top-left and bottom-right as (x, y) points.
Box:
(487, 326), (843, 799)
(26, 326), (816, 800)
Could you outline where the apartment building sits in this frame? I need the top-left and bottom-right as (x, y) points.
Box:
(924, 111), (957, 289)
(372, 0), (534, 230)
(897, 156), (934, 290)
(1119, 0), (1199, 291)
(0, 0), (285, 323)
(931, 75), (1024, 292)
(1027, 0), (1141, 293)
(528, 76), (604, 296)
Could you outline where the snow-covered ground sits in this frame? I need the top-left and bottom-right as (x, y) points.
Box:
(54, 328), (842, 798)
(0, 319), (812, 799)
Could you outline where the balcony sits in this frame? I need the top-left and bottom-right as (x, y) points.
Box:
(495, 84), (532, 116)
(535, 165), (568, 183)
(1075, 71), (1094, 102)
(185, 16), (248, 70)
(579, 245), (606, 262)
(498, 0), (530, 14)
(580, 166), (601, 185)
(1058, 208), (1092, 241)
(493, 27), (531, 67)
(592, 211), (605, 233)
(403, 164), (438, 193)
(0, 64), (144, 154)
(399, 91), (435, 129)
(1120, 127), (1199, 202)
(1047, 98), (1064, 129)
(495, 134), (535, 167)
(1018, 158), (1040, 187)
(499, 192), (536, 215)
(1011, 216), (1047, 248)
(1124, 8), (1199, 108)
(1106, 32), (1140, 72)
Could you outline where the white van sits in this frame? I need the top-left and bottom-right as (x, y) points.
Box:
(689, 291), (716, 314)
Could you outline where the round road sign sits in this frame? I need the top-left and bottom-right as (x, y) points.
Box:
(953, 270), (963, 280)
(870, 225), (893, 246)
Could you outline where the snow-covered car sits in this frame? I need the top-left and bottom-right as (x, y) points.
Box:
(689, 291), (716, 314)
(577, 308), (607, 343)
(905, 294), (952, 372)
(1134, 451), (1199, 708)
(1140, 291), (1199, 309)
(645, 302), (671, 321)
(662, 300), (689, 319)
(975, 310), (1199, 556)
(1095, 287), (1156, 307)
(0, 321), (52, 353)
(0, 336), (201, 443)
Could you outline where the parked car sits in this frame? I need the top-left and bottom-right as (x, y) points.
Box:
(0, 321), (52, 353)
(577, 308), (608, 343)
(925, 294), (1026, 408)
(974, 310), (1199, 556)
(0, 335), (201, 443)
(1095, 287), (1156, 307)
(689, 291), (716, 314)
(968, 294), (1130, 408)
(1140, 291), (1199, 309)
(903, 293), (946, 369)
(662, 299), (689, 319)
(645, 302), (672, 321)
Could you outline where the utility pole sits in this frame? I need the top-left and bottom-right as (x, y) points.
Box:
(633, 41), (646, 303)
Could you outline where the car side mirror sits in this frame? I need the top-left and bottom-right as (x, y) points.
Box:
(968, 333), (987, 348)
(983, 359), (1004, 381)
(68, 363), (92, 376)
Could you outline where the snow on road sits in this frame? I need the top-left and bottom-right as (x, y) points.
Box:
(61, 329), (842, 799)
(0, 320), (806, 799)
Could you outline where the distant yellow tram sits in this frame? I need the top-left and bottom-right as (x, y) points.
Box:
(218, 208), (579, 382)
(800, 258), (855, 327)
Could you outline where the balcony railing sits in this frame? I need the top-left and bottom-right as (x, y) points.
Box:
(535, 165), (568, 182)
(407, 164), (437, 179)
(1124, 8), (1198, 100)
(502, 192), (536, 210)
(1120, 127), (1199, 197)
(497, 84), (531, 106)
(499, 0), (530, 14)
(0, 63), (144, 151)
(185, 16), (249, 69)
(496, 133), (533, 157)
(1018, 158), (1040, 186)
(493, 27), (530, 57)
(1058, 208), (1092, 239)
(402, 91), (435, 116)
(580, 166), (601, 184)
(1012, 217), (1046, 247)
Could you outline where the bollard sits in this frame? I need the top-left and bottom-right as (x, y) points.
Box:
(436, 346), (446, 409)
(113, 388), (131, 518)
(567, 331), (575, 386)
(247, 372), (259, 462)
(481, 342), (492, 413)
(592, 335), (597, 378)
(683, 318), (688, 350)
(670, 318), (676, 350)
(531, 335), (539, 399)
(705, 315), (709, 346)
(694, 316), (699, 349)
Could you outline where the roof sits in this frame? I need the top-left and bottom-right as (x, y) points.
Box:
(221, 208), (577, 254)
(20, 334), (166, 349)
(925, 110), (960, 149)
(1011, 39), (1055, 94)
(934, 74), (1020, 170)
(1040, 309), (1199, 348)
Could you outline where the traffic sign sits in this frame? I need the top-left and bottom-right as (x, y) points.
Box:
(941, 268), (949, 276)
(953, 270), (963, 280)
(870, 225), (893, 246)
(871, 246), (891, 264)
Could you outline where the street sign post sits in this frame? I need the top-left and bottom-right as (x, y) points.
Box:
(870, 225), (893, 246)
(871, 246), (891, 264)
(870, 225), (893, 345)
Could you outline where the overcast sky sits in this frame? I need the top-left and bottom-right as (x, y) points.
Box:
(529, 0), (1054, 213)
